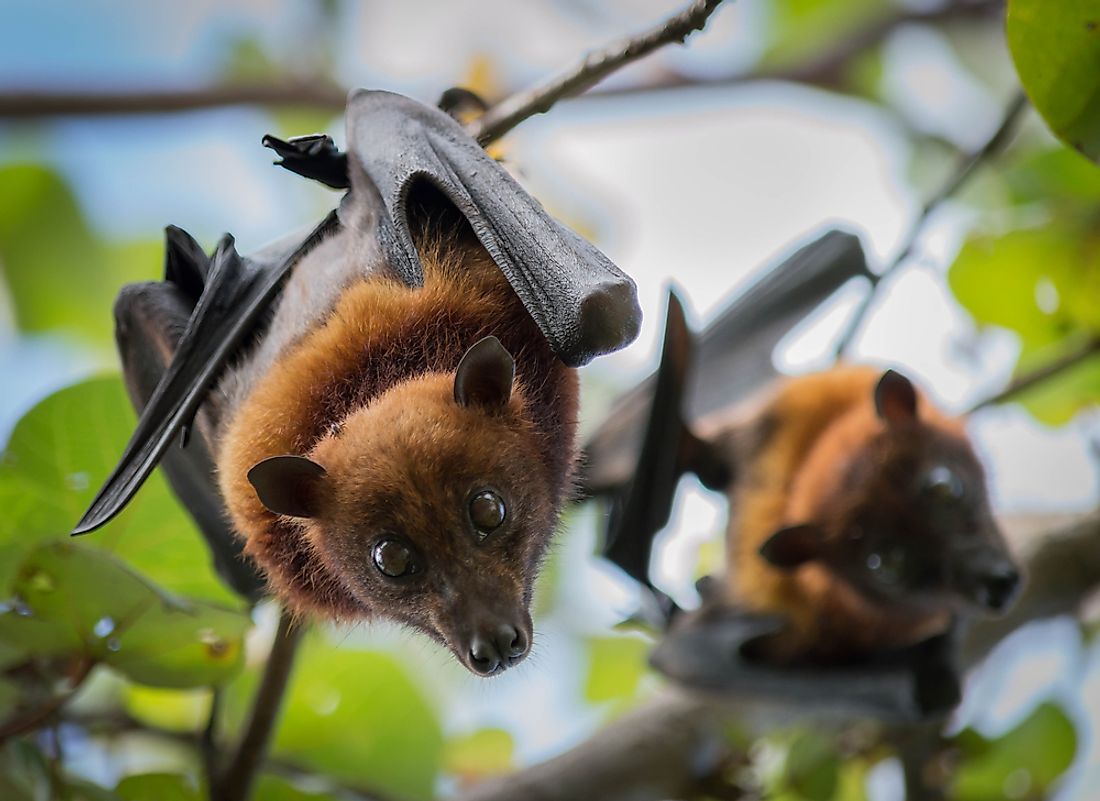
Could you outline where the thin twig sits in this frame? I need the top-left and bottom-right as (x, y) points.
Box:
(0, 1), (1000, 125)
(834, 91), (1029, 357)
(969, 336), (1100, 412)
(0, 657), (95, 741)
(0, 82), (346, 119)
(214, 608), (304, 801)
(467, 0), (729, 145)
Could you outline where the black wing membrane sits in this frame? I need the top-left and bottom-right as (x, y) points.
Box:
(650, 608), (962, 721)
(340, 90), (641, 368)
(583, 229), (870, 498)
(72, 214), (339, 539)
(604, 290), (730, 598)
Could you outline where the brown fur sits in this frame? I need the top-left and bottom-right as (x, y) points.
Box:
(720, 366), (969, 662)
(216, 236), (579, 619)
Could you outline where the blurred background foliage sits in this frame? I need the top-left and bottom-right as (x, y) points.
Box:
(0, 0), (1098, 799)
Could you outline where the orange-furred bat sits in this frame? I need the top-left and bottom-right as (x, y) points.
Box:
(73, 90), (641, 676)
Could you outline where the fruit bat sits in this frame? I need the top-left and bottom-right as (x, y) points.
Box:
(72, 89), (641, 675)
(579, 236), (1018, 718)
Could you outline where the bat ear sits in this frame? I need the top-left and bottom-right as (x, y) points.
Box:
(247, 455), (327, 518)
(454, 336), (515, 410)
(874, 369), (918, 425)
(759, 524), (825, 569)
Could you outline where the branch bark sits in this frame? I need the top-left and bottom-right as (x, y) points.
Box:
(213, 607), (304, 801)
(969, 337), (1100, 413)
(467, 0), (727, 145)
(454, 513), (1100, 801)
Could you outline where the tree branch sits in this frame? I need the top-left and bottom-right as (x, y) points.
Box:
(834, 90), (1029, 357)
(582, 0), (1003, 99)
(969, 336), (1100, 413)
(467, 0), (728, 145)
(0, 82), (347, 119)
(454, 513), (1100, 801)
(0, 657), (95, 741)
(214, 607), (304, 801)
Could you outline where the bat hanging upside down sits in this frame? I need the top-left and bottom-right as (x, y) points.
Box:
(73, 90), (641, 676)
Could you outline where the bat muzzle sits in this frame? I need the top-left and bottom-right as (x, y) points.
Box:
(954, 556), (1022, 614)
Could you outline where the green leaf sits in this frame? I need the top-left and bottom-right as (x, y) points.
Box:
(114, 774), (200, 801)
(0, 377), (237, 604)
(444, 728), (515, 782)
(123, 686), (211, 733)
(0, 677), (20, 720)
(949, 226), (1081, 347)
(783, 732), (839, 801)
(584, 634), (650, 704)
(1007, 0), (1100, 162)
(0, 739), (52, 801)
(763, 0), (885, 73)
(0, 542), (247, 688)
(952, 702), (1077, 800)
(949, 223), (1100, 422)
(223, 629), (443, 800)
(252, 775), (340, 801)
(0, 165), (162, 344)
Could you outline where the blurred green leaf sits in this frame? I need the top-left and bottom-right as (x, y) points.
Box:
(123, 686), (211, 733)
(114, 774), (200, 801)
(584, 634), (650, 704)
(0, 377), (238, 604)
(1008, 0), (1100, 162)
(783, 732), (839, 801)
(949, 222), (1100, 422)
(252, 775), (340, 801)
(0, 677), (21, 720)
(949, 225), (1080, 346)
(763, 0), (885, 71)
(224, 629), (443, 800)
(444, 727), (515, 782)
(1003, 146), (1100, 206)
(0, 542), (247, 688)
(0, 739), (52, 801)
(952, 702), (1077, 800)
(0, 165), (161, 344)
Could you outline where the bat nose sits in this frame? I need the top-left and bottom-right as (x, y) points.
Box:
(976, 563), (1021, 612)
(467, 624), (529, 676)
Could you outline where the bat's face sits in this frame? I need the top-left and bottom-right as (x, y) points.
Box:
(761, 371), (1022, 618)
(250, 338), (556, 676)
(821, 431), (1019, 615)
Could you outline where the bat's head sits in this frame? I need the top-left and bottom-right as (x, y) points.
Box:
(247, 337), (557, 676)
(760, 370), (1022, 618)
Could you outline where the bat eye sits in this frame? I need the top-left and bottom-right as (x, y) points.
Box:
(866, 546), (906, 586)
(924, 465), (963, 501)
(373, 539), (417, 578)
(469, 490), (506, 538)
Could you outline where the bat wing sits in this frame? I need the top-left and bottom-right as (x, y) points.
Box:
(339, 89), (641, 368)
(650, 607), (962, 721)
(71, 213), (339, 538)
(603, 289), (729, 597)
(583, 229), (870, 497)
(109, 236), (265, 599)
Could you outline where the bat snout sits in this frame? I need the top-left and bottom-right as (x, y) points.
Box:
(462, 622), (530, 677)
(958, 559), (1021, 614)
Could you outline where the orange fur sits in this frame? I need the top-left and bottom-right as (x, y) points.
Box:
(723, 366), (963, 661)
(217, 239), (578, 618)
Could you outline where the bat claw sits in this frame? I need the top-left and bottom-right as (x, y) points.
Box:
(262, 133), (349, 189)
